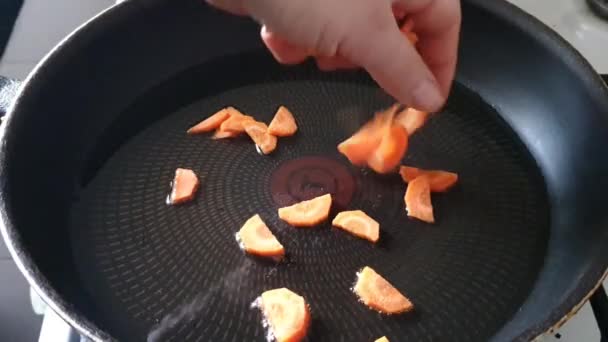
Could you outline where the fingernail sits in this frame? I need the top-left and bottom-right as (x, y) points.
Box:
(411, 79), (444, 112)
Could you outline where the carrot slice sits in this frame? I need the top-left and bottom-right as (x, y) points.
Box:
(337, 105), (398, 166)
(218, 107), (254, 134)
(225, 106), (244, 116)
(404, 176), (434, 223)
(169, 168), (200, 205)
(187, 108), (231, 134)
(268, 106), (298, 137)
(375, 337), (390, 342)
(402, 30), (419, 45)
(278, 193), (332, 227)
(400, 18), (418, 45)
(394, 107), (429, 135)
(399, 166), (459, 192)
(236, 214), (285, 258)
(211, 129), (240, 139)
(367, 124), (409, 174)
(353, 266), (414, 314)
(259, 288), (311, 342)
(332, 210), (380, 243)
(337, 123), (382, 166)
(402, 18), (415, 32)
(244, 121), (278, 155)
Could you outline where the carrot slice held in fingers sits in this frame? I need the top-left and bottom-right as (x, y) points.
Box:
(400, 166), (459, 192)
(236, 214), (284, 258)
(404, 176), (435, 223)
(337, 105), (398, 166)
(332, 210), (380, 243)
(337, 123), (382, 166)
(258, 288), (311, 342)
(401, 18), (415, 32)
(244, 121), (278, 155)
(400, 18), (418, 45)
(367, 124), (409, 174)
(354, 266), (414, 314)
(402, 29), (419, 45)
(169, 168), (200, 205)
(268, 106), (298, 137)
(278, 193), (332, 227)
(395, 107), (429, 135)
(187, 108), (231, 134)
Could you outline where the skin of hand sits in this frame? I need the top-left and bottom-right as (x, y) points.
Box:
(206, 0), (461, 113)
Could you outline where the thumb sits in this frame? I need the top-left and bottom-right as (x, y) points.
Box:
(343, 26), (445, 112)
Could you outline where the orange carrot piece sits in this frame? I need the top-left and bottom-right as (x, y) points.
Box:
(218, 107), (254, 134)
(402, 18), (415, 32)
(225, 106), (244, 116)
(404, 176), (434, 223)
(187, 108), (231, 134)
(337, 125), (382, 166)
(337, 105), (398, 166)
(399, 166), (459, 192)
(278, 193), (332, 227)
(211, 129), (240, 139)
(403, 31), (419, 45)
(353, 266), (414, 314)
(367, 124), (409, 174)
(268, 106), (298, 137)
(332, 210), (380, 243)
(244, 121), (278, 155)
(236, 214), (285, 258)
(219, 115), (254, 134)
(400, 18), (418, 45)
(375, 337), (390, 342)
(169, 168), (200, 205)
(394, 107), (429, 135)
(259, 288), (311, 342)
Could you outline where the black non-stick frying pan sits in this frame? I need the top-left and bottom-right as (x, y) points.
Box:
(1, 0), (608, 341)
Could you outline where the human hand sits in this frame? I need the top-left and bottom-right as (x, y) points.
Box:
(206, 0), (461, 113)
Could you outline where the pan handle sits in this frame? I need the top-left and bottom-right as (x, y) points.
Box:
(590, 285), (608, 342)
(0, 75), (21, 118)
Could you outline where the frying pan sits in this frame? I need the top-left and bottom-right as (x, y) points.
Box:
(1, 0), (608, 341)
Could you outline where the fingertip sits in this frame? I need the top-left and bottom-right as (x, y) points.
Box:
(409, 78), (445, 112)
(260, 26), (309, 65)
(346, 28), (442, 112)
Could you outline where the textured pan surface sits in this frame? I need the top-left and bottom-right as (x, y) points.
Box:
(70, 64), (550, 342)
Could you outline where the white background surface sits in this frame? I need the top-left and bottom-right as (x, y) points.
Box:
(0, 0), (606, 341)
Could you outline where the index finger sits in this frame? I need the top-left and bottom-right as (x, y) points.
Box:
(395, 0), (462, 98)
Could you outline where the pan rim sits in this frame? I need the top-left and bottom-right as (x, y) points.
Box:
(0, 0), (607, 341)
(0, 1), (137, 341)
(465, 0), (608, 340)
